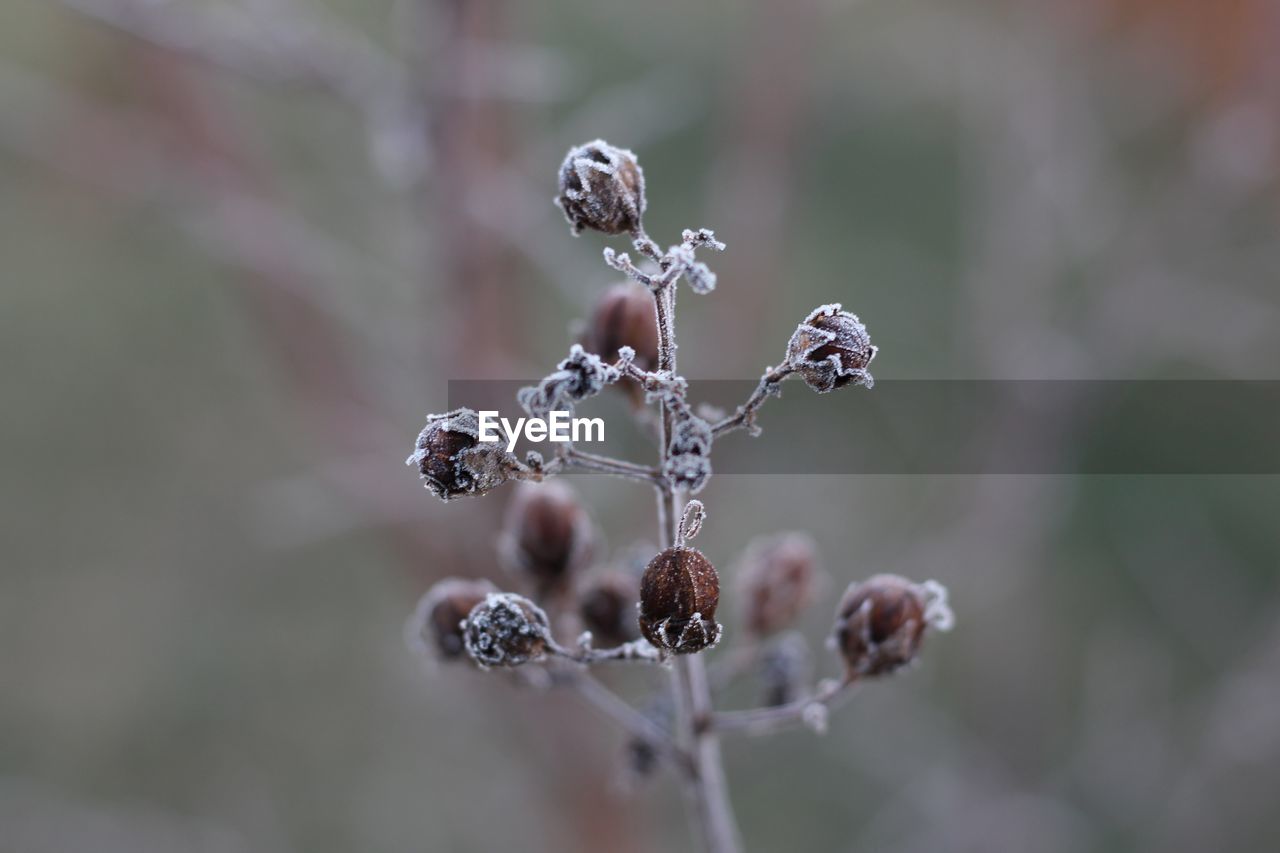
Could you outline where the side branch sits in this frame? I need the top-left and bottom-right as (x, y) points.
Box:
(711, 364), (793, 438)
(709, 677), (859, 737)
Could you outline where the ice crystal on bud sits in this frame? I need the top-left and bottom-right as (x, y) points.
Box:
(407, 408), (517, 501)
(786, 304), (877, 393)
(557, 140), (646, 236)
(463, 592), (551, 668)
(517, 344), (621, 418)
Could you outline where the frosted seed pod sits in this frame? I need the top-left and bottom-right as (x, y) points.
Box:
(557, 140), (646, 236)
(638, 547), (721, 654)
(786, 304), (877, 392)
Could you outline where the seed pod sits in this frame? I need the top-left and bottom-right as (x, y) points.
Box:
(664, 414), (713, 495)
(578, 570), (641, 648)
(406, 577), (500, 662)
(583, 283), (659, 372)
(736, 533), (818, 638)
(758, 632), (813, 707)
(638, 547), (721, 654)
(500, 481), (593, 599)
(557, 140), (646, 236)
(463, 592), (552, 668)
(406, 408), (515, 501)
(785, 304), (877, 393)
(831, 575), (952, 678)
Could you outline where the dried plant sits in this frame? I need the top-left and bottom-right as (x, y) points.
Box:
(405, 140), (955, 853)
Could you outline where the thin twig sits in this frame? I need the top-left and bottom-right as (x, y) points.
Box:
(561, 447), (664, 485)
(711, 363), (793, 438)
(710, 677), (859, 737)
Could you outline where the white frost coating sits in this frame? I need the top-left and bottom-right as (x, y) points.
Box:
(462, 592), (551, 668)
(517, 344), (621, 419)
(920, 580), (955, 632)
(785, 303), (877, 393)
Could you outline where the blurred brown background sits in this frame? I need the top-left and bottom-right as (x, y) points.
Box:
(3, 0), (1279, 851)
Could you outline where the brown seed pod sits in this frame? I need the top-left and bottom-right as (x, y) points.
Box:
(785, 304), (877, 392)
(463, 592), (552, 668)
(638, 546), (721, 654)
(557, 140), (646, 236)
(831, 574), (952, 678)
(736, 533), (819, 638)
(578, 570), (641, 648)
(582, 283), (660, 372)
(500, 481), (593, 599)
(406, 408), (515, 501)
(406, 577), (500, 662)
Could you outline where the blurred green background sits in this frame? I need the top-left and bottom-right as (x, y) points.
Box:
(3, 0), (1279, 851)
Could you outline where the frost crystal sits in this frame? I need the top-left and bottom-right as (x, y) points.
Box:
(462, 592), (551, 668)
(517, 344), (621, 418)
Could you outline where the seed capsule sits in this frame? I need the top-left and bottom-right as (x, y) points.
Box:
(406, 408), (515, 501)
(583, 283), (659, 372)
(500, 481), (593, 599)
(557, 140), (646, 236)
(638, 546), (721, 654)
(831, 575), (952, 678)
(736, 533), (818, 638)
(406, 577), (500, 662)
(785, 304), (877, 392)
(578, 570), (641, 648)
(463, 592), (552, 668)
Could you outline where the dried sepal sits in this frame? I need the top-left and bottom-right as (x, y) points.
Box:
(557, 140), (646, 236)
(406, 408), (518, 501)
(578, 570), (642, 648)
(639, 546), (721, 655)
(463, 592), (552, 668)
(785, 304), (877, 393)
(830, 575), (952, 678)
(406, 577), (500, 662)
(499, 481), (594, 599)
(736, 533), (819, 638)
(517, 344), (621, 419)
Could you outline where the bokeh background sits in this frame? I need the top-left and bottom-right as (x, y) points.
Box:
(3, 0), (1279, 851)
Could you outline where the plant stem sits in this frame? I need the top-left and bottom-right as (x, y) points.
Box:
(711, 363), (793, 438)
(711, 678), (858, 737)
(650, 270), (743, 853)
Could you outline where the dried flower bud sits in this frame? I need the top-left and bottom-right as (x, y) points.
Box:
(463, 592), (552, 668)
(557, 140), (646, 236)
(758, 632), (813, 707)
(517, 344), (621, 419)
(736, 533), (818, 638)
(578, 570), (641, 648)
(500, 481), (593, 599)
(786, 304), (877, 392)
(664, 413), (713, 495)
(406, 577), (499, 662)
(407, 408), (516, 501)
(831, 575), (952, 678)
(583, 283), (659, 372)
(638, 546), (721, 654)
